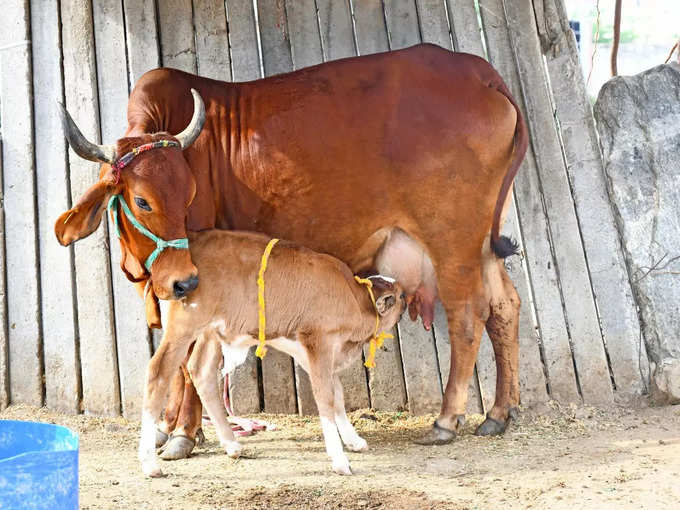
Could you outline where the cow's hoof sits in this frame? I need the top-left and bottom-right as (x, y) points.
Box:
(155, 429), (169, 449)
(346, 437), (368, 452)
(332, 457), (353, 475)
(413, 420), (456, 445)
(475, 408), (517, 436)
(224, 440), (243, 458)
(158, 435), (195, 460)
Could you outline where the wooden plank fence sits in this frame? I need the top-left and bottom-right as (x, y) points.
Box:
(0, 0), (650, 418)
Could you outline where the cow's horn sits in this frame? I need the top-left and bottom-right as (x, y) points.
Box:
(174, 89), (206, 149)
(57, 102), (116, 164)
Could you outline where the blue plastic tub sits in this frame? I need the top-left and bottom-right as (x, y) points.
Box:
(0, 420), (78, 509)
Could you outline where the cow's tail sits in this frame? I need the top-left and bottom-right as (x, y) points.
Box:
(489, 79), (529, 259)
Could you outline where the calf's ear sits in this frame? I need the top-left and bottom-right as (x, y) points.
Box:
(375, 292), (397, 316)
(54, 180), (113, 246)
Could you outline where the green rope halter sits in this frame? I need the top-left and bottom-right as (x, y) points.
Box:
(107, 194), (189, 271)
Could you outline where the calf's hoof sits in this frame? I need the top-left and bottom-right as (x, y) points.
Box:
(141, 460), (164, 478)
(475, 408), (517, 436)
(413, 420), (456, 445)
(332, 457), (352, 476)
(224, 440), (243, 459)
(155, 429), (169, 449)
(346, 437), (369, 452)
(158, 435), (195, 460)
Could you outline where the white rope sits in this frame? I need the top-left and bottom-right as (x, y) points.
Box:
(0, 40), (31, 52)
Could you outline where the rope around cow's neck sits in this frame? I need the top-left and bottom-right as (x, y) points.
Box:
(354, 276), (394, 369)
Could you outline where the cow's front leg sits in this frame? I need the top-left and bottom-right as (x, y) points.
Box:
(332, 375), (367, 452)
(308, 351), (351, 475)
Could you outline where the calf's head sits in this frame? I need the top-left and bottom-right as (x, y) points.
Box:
(54, 90), (205, 300)
(369, 276), (406, 331)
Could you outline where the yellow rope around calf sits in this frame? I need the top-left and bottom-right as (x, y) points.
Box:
(255, 238), (280, 359)
(354, 276), (394, 369)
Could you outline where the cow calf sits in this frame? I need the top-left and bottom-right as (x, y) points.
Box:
(139, 230), (405, 477)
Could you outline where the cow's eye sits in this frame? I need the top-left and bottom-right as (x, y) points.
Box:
(134, 197), (152, 211)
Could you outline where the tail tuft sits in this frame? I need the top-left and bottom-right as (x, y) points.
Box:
(491, 235), (519, 258)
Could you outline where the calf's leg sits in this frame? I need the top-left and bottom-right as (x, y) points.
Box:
(332, 375), (367, 452)
(186, 336), (242, 458)
(308, 352), (352, 475)
(139, 336), (192, 477)
(156, 366), (184, 447)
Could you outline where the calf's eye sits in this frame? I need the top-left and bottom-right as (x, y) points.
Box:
(134, 197), (152, 211)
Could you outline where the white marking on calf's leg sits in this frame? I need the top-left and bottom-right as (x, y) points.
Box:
(332, 376), (367, 452)
(320, 416), (352, 475)
(139, 410), (163, 477)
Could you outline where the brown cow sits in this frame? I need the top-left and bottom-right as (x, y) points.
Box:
(139, 229), (405, 476)
(55, 43), (528, 449)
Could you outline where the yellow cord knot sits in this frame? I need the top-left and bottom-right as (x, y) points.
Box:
(256, 238), (279, 359)
(354, 276), (394, 369)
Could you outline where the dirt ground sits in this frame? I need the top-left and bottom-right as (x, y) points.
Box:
(1, 402), (679, 509)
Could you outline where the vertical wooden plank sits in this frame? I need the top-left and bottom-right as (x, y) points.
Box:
(383, 0), (420, 50)
(222, 0), (263, 414)
(504, 202), (550, 405)
(61, 0), (121, 416)
(93, 0), (151, 419)
(446, 0), (485, 57)
(294, 364), (317, 415)
(123, 0), (160, 84)
(433, 302), (483, 414)
(225, 0), (262, 81)
(255, 0), (297, 413)
(32, 0), (80, 412)
(158, 0), (197, 72)
(535, 0), (648, 398)
(0, 0), (42, 406)
(285, 0), (323, 69)
(316, 0), (355, 60)
(398, 316), (442, 415)
(494, 0), (613, 403)
(193, 0), (232, 80)
(0, 141), (9, 409)
(478, 0), (588, 403)
(414, 0), (451, 48)
(364, 327), (407, 411)
(351, 0), (389, 55)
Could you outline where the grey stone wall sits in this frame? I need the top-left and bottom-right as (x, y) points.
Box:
(594, 63), (680, 403)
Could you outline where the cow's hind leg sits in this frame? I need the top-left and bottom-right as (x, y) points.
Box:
(415, 269), (488, 445)
(476, 259), (520, 436)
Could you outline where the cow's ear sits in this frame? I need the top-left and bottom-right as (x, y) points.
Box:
(375, 291), (397, 316)
(54, 180), (113, 245)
